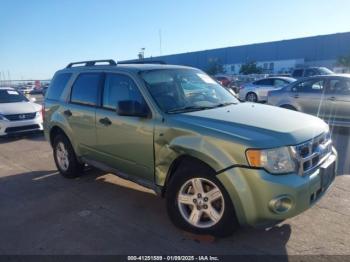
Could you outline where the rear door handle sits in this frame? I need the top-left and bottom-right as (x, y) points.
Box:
(99, 117), (112, 126)
(328, 97), (336, 101)
(63, 110), (72, 117)
(293, 94), (299, 99)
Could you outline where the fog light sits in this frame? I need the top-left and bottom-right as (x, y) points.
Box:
(269, 196), (293, 214)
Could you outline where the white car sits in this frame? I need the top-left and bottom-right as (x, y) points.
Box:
(17, 85), (35, 94)
(239, 77), (296, 102)
(0, 87), (43, 136)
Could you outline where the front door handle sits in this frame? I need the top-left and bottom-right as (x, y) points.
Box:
(99, 117), (112, 126)
(63, 110), (72, 117)
(328, 96), (336, 101)
(293, 94), (299, 99)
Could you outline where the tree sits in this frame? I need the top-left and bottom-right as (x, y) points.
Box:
(206, 60), (225, 75)
(337, 54), (350, 69)
(239, 61), (262, 75)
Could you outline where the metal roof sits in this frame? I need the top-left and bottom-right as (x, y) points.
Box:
(122, 32), (350, 70)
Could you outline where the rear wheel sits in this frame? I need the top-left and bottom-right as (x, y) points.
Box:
(53, 134), (84, 178)
(166, 163), (239, 237)
(246, 92), (258, 102)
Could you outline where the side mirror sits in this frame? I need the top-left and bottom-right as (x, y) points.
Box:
(30, 97), (36, 102)
(117, 100), (150, 117)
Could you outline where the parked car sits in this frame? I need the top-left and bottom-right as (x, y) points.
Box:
(229, 79), (245, 93)
(239, 77), (296, 102)
(30, 86), (43, 94)
(214, 76), (231, 87)
(268, 74), (350, 127)
(291, 67), (334, 79)
(42, 85), (49, 96)
(0, 87), (43, 136)
(17, 84), (35, 94)
(44, 60), (337, 236)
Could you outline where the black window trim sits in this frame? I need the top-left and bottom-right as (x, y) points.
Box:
(69, 72), (105, 108)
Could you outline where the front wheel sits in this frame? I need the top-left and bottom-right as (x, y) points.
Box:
(246, 92), (258, 102)
(166, 165), (239, 237)
(53, 134), (84, 178)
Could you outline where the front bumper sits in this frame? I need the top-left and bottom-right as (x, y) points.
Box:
(0, 117), (43, 137)
(217, 148), (337, 226)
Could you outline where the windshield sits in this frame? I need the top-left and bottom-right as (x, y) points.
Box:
(140, 69), (238, 113)
(0, 89), (29, 103)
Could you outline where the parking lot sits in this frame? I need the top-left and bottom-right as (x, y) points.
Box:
(0, 94), (349, 256)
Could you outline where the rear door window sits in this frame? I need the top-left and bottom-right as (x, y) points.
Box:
(46, 73), (72, 100)
(328, 78), (350, 95)
(274, 79), (288, 87)
(296, 79), (325, 93)
(253, 79), (273, 86)
(70, 73), (102, 106)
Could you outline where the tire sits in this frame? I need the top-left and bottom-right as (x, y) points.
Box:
(280, 104), (297, 111)
(166, 163), (239, 237)
(246, 92), (258, 102)
(53, 133), (84, 178)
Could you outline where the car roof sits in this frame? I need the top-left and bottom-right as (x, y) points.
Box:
(0, 87), (14, 90)
(299, 74), (350, 79)
(56, 63), (196, 74)
(255, 76), (296, 81)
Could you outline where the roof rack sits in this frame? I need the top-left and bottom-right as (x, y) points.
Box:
(66, 59), (117, 68)
(118, 60), (166, 65)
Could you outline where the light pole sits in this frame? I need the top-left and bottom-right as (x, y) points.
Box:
(138, 48), (145, 60)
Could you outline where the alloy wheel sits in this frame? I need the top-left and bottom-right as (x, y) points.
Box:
(177, 177), (225, 228)
(56, 142), (69, 171)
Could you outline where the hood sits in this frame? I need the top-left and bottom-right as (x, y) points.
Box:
(169, 102), (328, 148)
(0, 102), (42, 115)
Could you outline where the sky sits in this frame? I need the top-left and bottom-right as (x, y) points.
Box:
(1, 0), (350, 79)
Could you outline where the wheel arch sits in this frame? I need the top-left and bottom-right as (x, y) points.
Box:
(49, 125), (65, 146)
(161, 155), (216, 197)
(48, 125), (80, 156)
(279, 104), (298, 111)
(246, 91), (258, 101)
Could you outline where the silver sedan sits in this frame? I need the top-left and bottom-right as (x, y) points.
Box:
(239, 77), (296, 102)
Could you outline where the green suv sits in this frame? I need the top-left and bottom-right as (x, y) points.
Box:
(44, 60), (337, 236)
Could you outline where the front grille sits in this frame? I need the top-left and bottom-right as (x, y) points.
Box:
(5, 124), (40, 134)
(293, 132), (332, 176)
(5, 112), (36, 121)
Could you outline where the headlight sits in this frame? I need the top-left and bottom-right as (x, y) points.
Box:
(35, 111), (42, 118)
(246, 147), (296, 174)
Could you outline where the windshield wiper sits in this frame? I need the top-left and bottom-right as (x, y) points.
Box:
(167, 102), (237, 114)
(167, 105), (214, 114)
(211, 102), (238, 108)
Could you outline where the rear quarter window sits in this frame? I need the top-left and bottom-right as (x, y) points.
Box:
(46, 73), (72, 100)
